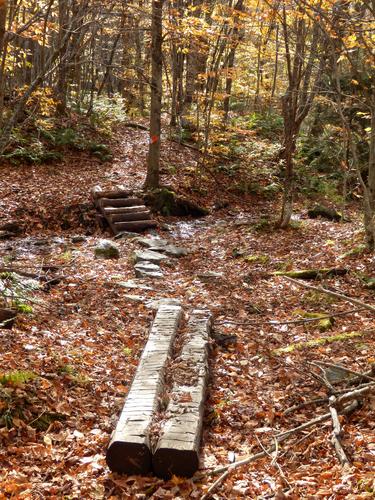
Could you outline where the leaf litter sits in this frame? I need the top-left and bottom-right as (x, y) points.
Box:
(0, 125), (374, 498)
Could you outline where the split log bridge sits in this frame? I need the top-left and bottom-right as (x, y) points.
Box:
(92, 187), (157, 235)
(106, 306), (211, 478)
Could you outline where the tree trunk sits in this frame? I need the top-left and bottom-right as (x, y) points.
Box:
(144, 0), (164, 190)
(0, 0), (8, 123)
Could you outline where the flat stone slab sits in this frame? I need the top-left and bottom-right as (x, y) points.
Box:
(117, 280), (154, 291)
(197, 271), (223, 282)
(137, 237), (188, 257)
(152, 310), (212, 479)
(106, 304), (183, 475)
(134, 261), (163, 279)
(124, 294), (144, 303)
(133, 250), (168, 264)
(146, 298), (182, 310)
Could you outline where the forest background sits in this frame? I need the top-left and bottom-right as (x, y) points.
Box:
(0, 0), (373, 248)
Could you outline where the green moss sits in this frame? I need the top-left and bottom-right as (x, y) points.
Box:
(274, 331), (362, 355)
(244, 254), (270, 264)
(274, 268), (347, 279)
(292, 309), (334, 331)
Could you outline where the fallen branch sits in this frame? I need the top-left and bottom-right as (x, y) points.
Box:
(329, 395), (350, 466)
(0, 267), (43, 280)
(200, 400), (358, 497)
(216, 308), (364, 327)
(314, 361), (375, 383)
(284, 397), (329, 415)
(283, 276), (375, 313)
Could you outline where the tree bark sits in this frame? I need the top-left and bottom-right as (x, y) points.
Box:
(144, 0), (164, 190)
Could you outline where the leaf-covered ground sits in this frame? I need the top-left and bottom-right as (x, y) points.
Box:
(0, 126), (374, 498)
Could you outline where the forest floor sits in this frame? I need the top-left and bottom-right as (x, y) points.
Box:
(0, 124), (374, 499)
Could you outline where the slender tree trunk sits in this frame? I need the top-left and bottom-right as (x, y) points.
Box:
(0, 0), (8, 123)
(56, 0), (69, 114)
(144, 0), (164, 190)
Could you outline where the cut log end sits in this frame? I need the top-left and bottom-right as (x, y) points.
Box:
(106, 440), (152, 475)
(152, 448), (199, 479)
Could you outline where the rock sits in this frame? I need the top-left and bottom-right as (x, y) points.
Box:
(133, 250), (168, 264)
(134, 261), (163, 278)
(364, 278), (375, 290)
(117, 280), (154, 291)
(71, 235), (86, 243)
(137, 237), (169, 249)
(146, 298), (182, 310)
(144, 188), (209, 217)
(307, 205), (342, 222)
(197, 271), (223, 282)
(137, 237), (188, 257)
(0, 309), (17, 329)
(0, 231), (14, 240)
(124, 294), (144, 303)
(162, 244), (188, 257)
(114, 231), (140, 240)
(0, 222), (22, 234)
(94, 239), (120, 259)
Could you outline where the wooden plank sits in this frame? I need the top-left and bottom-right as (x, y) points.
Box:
(92, 186), (132, 200)
(99, 197), (144, 208)
(109, 211), (151, 223)
(113, 220), (157, 233)
(106, 304), (183, 475)
(103, 206), (148, 215)
(152, 310), (212, 479)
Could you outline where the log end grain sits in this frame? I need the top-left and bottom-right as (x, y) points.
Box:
(106, 439), (152, 475)
(152, 446), (199, 479)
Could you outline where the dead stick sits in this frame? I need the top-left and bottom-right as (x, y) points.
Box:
(284, 397), (328, 415)
(217, 308), (365, 327)
(201, 401), (358, 497)
(329, 396), (350, 466)
(283, 276), (375, 313)
(337, 383), (375, 405)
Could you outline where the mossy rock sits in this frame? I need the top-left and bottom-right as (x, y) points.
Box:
(363, 277), (375, 290)
(293, 309), (334, 331)
(144, 188), (209, 217)
(307, 205), (342, 222)
(94, 240), (120, 259)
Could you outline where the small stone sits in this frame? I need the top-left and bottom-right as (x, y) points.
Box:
(124, 294), (144, 303)
(117, 280), (154, 291)
(134, 261), (163, 278)
(146, 298), (182, 310)
(137, 237), (169, 249)
(133, 250), (168, 264)
(197, 271), (223, 282)
(114, 231), (140, 240)
(71, 235), (86, 243)
(162, 244), (188, 257)
(94, 239), (120, 259)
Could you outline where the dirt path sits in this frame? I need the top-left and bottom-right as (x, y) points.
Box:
(0, 129), (374, 498)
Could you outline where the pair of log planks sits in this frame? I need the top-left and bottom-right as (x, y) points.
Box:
(106, 305), (212, 479)
(92, 186), (157, 235)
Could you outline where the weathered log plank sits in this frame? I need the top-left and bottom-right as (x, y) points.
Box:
(152, 310), (212, 479)
(103, 206), (149, 215)
(113, 220), (157, 233)
(106, 304), (183, 475)
(99, 197), (144, 208)
(109, 211), (152, 223)
(92, 185), (132, 200)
